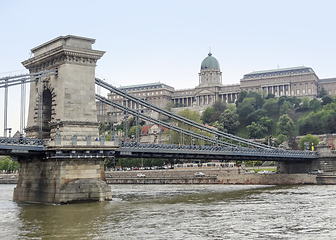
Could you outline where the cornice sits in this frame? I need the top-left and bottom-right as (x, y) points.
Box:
(22, 45), (105, 71)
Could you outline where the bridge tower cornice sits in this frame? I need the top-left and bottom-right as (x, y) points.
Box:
(22, 45), (105, 73)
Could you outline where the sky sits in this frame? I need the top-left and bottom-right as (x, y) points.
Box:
(1, 0), (336, 135)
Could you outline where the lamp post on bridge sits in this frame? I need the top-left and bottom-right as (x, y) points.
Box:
(5, 128), (12, 138)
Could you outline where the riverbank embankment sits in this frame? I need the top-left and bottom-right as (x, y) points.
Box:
(3, 169), (336, 185)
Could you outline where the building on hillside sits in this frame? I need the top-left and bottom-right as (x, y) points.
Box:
(318, 77), (336, 96)
(241, 66), (319, 98)
(96, 51), (336, 122)
(140, 124), (168, 144)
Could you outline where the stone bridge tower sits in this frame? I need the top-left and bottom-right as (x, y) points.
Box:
(13, 36), (112, 204)
(22, 35), (104, 140)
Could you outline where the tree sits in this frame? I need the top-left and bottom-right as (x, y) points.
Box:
(309, 98), (321, 112)
(274, 134), (287, 147)
(247, 122), (267, 139)
(247, 109), (268, 125)
(237, 97), (257, 122)
(300, 96), (310, 110)
(277, 114), (295, 137)
(246, 91), (264, 109)
(213, 100), (227, 113)
(201, 107), (216, 124)
(170, 109), (211, 145)
(279, 100), (293, 115)
(265, 93), (275, 99)
(218, 109), (240, 132)
(299, 134), (320, 150)
(322, 95), (334, 106)
(258, 116), (273, 130)
(0, 157), (19, 173)
(263, 98), (278, 115)
(235, 91), (248, 107)
(319, 87), (328, 98)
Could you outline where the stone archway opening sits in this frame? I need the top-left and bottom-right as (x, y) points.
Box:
(42, 89), (52, 139)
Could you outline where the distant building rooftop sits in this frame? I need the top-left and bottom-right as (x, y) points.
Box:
(319, 78), (336, 83)
(243, 66), (315, 80)
(118, 82), (174, 91)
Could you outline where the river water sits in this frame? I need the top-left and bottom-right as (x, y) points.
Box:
(1, 184), (336, 240)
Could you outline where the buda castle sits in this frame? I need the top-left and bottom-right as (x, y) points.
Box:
(97, 52), (336, 120)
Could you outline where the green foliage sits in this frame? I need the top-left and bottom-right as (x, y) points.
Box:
(246, 91), (264, 109)
(201, 107), (216, 124)
(218, 109), (240, 133)
(247, 109), (268, 125)
(279, 100), (293, 115)
(105, 134), (111, 141)
(174, 102), (186, 108)
(265, 93), (275, 99)
(170, 109), (211, 145)
(258, 116), (273, 130)
(298, 103), (336, 135)
(237, 97), (257, 121)
(0, 157), (19, 173)
(213, 101), (227, 113)
(263, 98), (278, 115)
(247, 122), (267, 139)
(104, 158), (114, 169)
(274, 134), (287, 147)
(235, 91), (248, 107)
(299, 134), (320, 150)
(128, 125), (142, 138)
(319, 87), (328, 98)
(309, 98), (321, 112)
(201, 101), (227, 124)
(301, 96), (310, 110)
(322, 95), (334, 106)
(116, 158), (165, 168)
(277, 114), (295, 136)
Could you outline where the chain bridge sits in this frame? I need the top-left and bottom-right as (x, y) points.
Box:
(0, 35), (333, 204)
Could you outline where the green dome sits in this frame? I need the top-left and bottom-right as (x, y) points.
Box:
(200, 53), (220, 70)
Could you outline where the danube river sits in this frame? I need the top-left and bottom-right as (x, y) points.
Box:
(1, 184), (336, 239)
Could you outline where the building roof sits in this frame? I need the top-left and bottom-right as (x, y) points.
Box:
(119, 82), (174, 91)
(201, 53), (220, 70)
(140, 125), (168, 135)
(319, 78), (336, 84)
(243, 66), (315, 80)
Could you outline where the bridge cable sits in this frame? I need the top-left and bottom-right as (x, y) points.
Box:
(95, 94), (237, 147)
(95, 78), (273, 149)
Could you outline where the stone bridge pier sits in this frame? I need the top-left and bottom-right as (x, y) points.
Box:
(277, 139), (336, 174)
(13, 35), (112, 203)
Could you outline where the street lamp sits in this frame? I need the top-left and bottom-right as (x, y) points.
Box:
(5, 128), (12, 138)
(153, 130), (158, 144)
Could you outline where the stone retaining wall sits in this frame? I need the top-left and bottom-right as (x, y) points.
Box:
(106, 169), (320, 185)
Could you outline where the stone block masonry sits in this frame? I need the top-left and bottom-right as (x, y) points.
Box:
(13, 157), (112, 204)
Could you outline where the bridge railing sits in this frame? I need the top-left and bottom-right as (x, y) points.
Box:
(0, 137), (44, 146)
(119, 142), (319, 158)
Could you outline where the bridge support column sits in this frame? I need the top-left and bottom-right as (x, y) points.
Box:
(13, 157), (112, 204)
